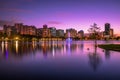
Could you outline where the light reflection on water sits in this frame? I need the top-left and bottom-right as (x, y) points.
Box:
(0, 40), (120, 79)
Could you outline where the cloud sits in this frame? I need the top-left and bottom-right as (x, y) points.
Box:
(0, 20), (15, 27)
(47, 21), (62, 25)
(0, 8), (32, 13)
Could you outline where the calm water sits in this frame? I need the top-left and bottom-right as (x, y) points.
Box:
(0, 40), (120, 80)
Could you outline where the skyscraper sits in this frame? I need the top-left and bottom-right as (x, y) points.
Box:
(42, 24), (51, 38)
(14, 23), (23, 34)
(43, 24), (48, 29)
(105, 23), (110, 35)
(65, 28), (77, 38)
(110, 28), (114, 37)
(56, 29), (64, 38)
(78, 30), (84, 39)
(49, 27), (56, 37)
(37, 28), (43, 37)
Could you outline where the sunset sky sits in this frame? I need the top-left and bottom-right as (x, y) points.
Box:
(0, 0), (120, 34)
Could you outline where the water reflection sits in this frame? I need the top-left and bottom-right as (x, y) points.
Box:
(15, 41), (18, 54)
(0, 40), (120, 71)
(1, 41), (4, 54)
(0, 41), (81, 58)
(77, 41), (84, 53)
(105, 49), (111, 60)
(66, 41), (72, 55)
(5, 42), (8, 59)
(88, 46), (102, 71)
(42, 41), (48, 57)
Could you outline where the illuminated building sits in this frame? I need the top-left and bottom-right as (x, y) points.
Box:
(21, 25), (36, 36)
(37, 28), (43, 37)
(78, 30), (84, 39)
(42, 24), (51, 38)
(3, 25), (17, 37)
(14, 23), (23, 34)
(20, 25), (27, 35)
(105, 23), (110, 35)
(56, 29), (64, 38)
(0, 30), (4, 36)
(84, 33), (90, 40)
(99, 31), (104, 39)
(65, 28), (77, 38)
(28, 26), (36, 36)
(110, 28), (114, 37)
(49, 27), (56, 37)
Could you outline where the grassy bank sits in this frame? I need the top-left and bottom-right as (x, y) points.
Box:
(98, 44), (120, 52)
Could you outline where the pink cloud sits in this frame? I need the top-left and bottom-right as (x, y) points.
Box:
(47, 21), (62, 25)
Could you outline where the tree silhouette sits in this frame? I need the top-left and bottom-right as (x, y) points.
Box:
(88, 23), (101, 46)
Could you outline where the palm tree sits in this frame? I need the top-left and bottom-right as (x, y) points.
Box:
(88, 23), (101, 46)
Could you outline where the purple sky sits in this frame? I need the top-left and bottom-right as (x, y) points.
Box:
(0, 0), (120, 34)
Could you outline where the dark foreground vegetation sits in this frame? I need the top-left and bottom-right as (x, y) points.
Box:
(98, 44), (120, 52)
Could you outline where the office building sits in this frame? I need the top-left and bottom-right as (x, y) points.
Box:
(78, 30), (84, 39)
(110, 28), (114, 37)
(65, 28), (77, 38)
(49, 27), (56, 37)
(56, 29), (64, 37)
(42, 24), (51, 38)
(105, 23), (110, 35)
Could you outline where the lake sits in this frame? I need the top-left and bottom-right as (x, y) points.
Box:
(0, 40), (120, 80)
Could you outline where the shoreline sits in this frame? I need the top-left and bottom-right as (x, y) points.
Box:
(98, 44), (120, 52)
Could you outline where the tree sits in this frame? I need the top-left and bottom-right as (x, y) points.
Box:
(88, 23), (101, 46)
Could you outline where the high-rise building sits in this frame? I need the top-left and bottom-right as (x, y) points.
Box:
(28, 26), (36, 36)
(105, 23), (110, 35)
(97, 31), (104, 40)
(49, 27), (56, 37)
(20, 25), (36, 36)
(110, 28), (114, 37)
(3, 25), (17, 37)
(65, 28), (77, 38)
(56, 29), (64, 37)
(37, 28), (43, 37)
(14, 23), (23, 34)
(43, 24), (48, 29)
(0, 30), (4, 35)
(78, 30), (84, 39)
(20, 25), (27, 35)
(11, 26), (17, 36)
(3, 25), (8, 33)
(42, 25), (51, 38)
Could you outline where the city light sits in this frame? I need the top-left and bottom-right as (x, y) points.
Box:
(0, 23), (117, 42)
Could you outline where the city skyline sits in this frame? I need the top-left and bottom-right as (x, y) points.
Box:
(0, 0), (120, 35)
(2, 23), (115, 40)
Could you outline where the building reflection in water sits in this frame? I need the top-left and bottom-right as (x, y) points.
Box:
(1, 41), (4, 54)
(0, 41), (82, 59)
(15, 41), (19, 54)
(66, 41), (71, 55)
(77, 41), (84, 53)
(4, 41), (8, 59)
(105, 50), (110, 60)
(88, 46), (102, 71)
(52, 41), (55, 57)
(42, 41), (48, 57)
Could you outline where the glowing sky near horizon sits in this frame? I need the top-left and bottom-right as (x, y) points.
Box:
(0, 0), (120, 34)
